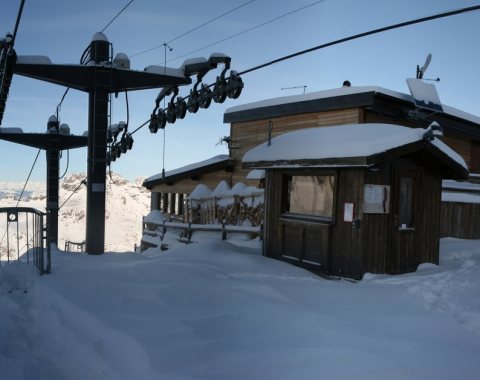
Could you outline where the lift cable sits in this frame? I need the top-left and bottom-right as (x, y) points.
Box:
(55, 87), (70, 120)
(59, 178), (87, 210)
(101, 0), (135, 33)
(120, 4), (480, 137)
(58, 150), (70, 180)
(11, 0), (25, 41)
(129, 119), (150, 135)
(239, 4), (480, 76)
(130, 0), (256, 58)
(15, 149), (41, 208)
(167, 0), (326, 63)
(0, 148), (41, 247)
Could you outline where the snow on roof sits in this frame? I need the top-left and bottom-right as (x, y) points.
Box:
(144, 65), (186, 78)
(442, 191), (480, 204)
(246, 169), (265, 180)
(0, 127), (23, 134)
(16, 55), (52, 65)
(225, 85), (480, 125)
(92, 32), (109, 42)
(442, 180), (480, 192)
(242, 123), (467, 171)
(146, 155), (230, 183)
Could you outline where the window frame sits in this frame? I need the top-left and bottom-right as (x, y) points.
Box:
(281, 171), (337, 224)
(398, 176), (414, 229)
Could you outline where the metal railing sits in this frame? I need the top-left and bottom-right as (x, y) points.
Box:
(65, 240), (85, 252)
(0, 207), (50, 274)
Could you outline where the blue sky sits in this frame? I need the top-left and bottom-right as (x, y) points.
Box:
(1, 0), (479, 182)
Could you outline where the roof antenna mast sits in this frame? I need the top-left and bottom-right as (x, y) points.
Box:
(416, 53), (431, 79)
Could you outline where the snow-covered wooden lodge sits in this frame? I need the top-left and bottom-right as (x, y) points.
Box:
(143, 84), (480, 276)
(243, 123), (467, 279)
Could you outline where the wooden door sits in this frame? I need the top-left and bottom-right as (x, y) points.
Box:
(389, 168), (420, 273)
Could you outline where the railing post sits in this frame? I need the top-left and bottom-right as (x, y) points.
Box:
(222, 220), (227, 241)
(162, 219), (167, 241)
(39, 213), (44, 274)
(45, 212), (51, 274)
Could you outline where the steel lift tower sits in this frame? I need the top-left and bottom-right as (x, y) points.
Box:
(0, 120), (88, 247)
(13, 33), (191, 254)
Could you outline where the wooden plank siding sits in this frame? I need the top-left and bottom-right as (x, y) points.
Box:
(263, 152), (444, 278)
(329, 169), (365, 278)
(441, 135), (472, 170)
(362, 165), (392, 274)
(441, 201), (480, 239)
(263, 170), (284, 259)
(230, 108), (362, 183)
(415, 164), (442, 265)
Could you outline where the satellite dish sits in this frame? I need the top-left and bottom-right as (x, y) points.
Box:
(419, 53), (432, 79)
(407, 78), (443, 113)
(416, 53), (433, 79)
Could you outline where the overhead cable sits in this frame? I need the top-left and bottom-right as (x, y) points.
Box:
(238, 4), (480, 76)
(167, 0), (326, 63)
(130, 0), (256, 58)
(101, 0), (135, 33)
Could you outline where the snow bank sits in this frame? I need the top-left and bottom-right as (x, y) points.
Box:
(1, 238), (480, 379)
(143, 210), (165, 224)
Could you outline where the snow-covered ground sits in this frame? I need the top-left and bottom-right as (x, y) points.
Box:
(1, 236), (479, 379)
(0, 173), (150, 258)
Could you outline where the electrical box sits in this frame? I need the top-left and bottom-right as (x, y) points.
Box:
(363, 184), (390, 214)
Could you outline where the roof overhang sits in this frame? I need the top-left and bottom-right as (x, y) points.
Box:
(143, 157), (234, 189)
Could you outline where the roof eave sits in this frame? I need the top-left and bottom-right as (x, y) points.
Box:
(143, 158), (234, 189)
(224, 92), (376, 124)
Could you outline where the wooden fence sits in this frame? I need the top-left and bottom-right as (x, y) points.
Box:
(141, 219), (262, 251)
(187, 192), (264, 226)
(441, 201), (480, 239)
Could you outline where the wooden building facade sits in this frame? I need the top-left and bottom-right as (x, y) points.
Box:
(224, 86), (480, 182)
(243, 124), (468, 279)
(144, 85), (480, 238)
(143, 155), (235, 218)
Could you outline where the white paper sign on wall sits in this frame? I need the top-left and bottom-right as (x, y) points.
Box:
(344, 203), (354, 222)
(364, 185), (390, 214)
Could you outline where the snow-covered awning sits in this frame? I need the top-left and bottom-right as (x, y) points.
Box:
(242, 123), (468, 179)
(143, 155), (234, 189)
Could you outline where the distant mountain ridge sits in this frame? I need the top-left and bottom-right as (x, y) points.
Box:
(0, 173), (150, 253)
(0, 181), (45, 202)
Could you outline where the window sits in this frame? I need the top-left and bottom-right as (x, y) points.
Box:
(399, 177), (413, 228)
(286, 175), (335, 219)
(471, 142), (480, 174)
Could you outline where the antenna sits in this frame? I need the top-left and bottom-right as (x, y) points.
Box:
(281, 85), (307, 94)
(416, 53), (432, 79)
